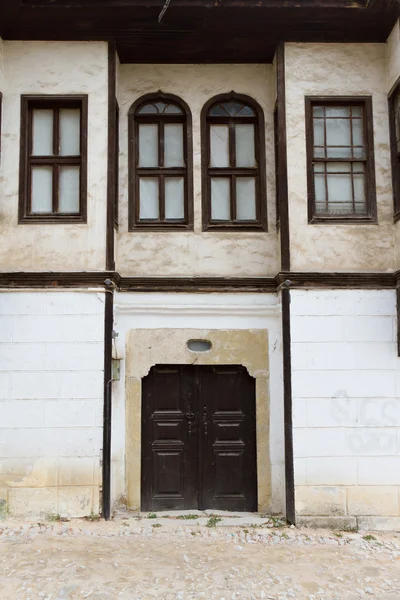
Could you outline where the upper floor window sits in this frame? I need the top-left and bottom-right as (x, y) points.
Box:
(389, 81), (400, 220)
(128, 93), (193, 230)
(19, 95), (88, 223)
(201, 93), (267, 231)
(305, 97), (376, 223)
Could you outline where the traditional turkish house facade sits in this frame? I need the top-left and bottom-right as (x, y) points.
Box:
(0, 0), (400, 529)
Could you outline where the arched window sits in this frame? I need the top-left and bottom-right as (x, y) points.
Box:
(201, 93), (267, 230)
(128, 93), (193, 230)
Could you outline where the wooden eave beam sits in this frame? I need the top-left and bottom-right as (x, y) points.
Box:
(20, 0), (371, 7)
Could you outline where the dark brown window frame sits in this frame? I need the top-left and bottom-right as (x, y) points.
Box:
(114, 100), (120, 229)
(388, 77), (400, 223)
(128, 91), (193, 231)
(201, 92), (267, 232)
(19, 94), (88, 224)
(305, 96), (377, 225)
(273, 102), (280, 230)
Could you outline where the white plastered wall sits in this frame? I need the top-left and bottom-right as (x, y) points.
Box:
(111, 293), (285, 514)
(115, 64), (278, 277)
(291, 289), (400, 530)
(0, 41), (108, 272)
(0, 291), (105, 517)
(285, 43), (394, 272)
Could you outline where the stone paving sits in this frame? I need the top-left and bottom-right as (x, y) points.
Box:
(1, 512), (400, 599)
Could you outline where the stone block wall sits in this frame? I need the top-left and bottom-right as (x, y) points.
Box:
(0, 291), (104, 518)
(291, 289), (400, 530)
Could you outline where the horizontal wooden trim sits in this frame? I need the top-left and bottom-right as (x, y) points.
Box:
(118, 277), (276, 293)
(0, 271), (399, 291)
(276, 272), (397, 289)
(0, 272), (116, 289)
(21, 0), (369, 7)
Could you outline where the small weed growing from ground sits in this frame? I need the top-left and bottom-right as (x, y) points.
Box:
(206, 515), (222, 528)
(46, 513), (69, 522)
(363, 534), (376, 542)
(85, 512), (101, 522)
(242, 529), (249, 534)
(148, 513), (157, 519)
(177, 514), (199, 520)
(152, 523), (162, 528)
(333, 532), (343, 538)
(281, 532), (289, 539)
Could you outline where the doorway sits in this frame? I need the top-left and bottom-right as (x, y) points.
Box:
(141, 364), (257, 512)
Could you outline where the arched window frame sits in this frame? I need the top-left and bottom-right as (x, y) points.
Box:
(201, 92), (267, 231)
(128, 91), (193, 230)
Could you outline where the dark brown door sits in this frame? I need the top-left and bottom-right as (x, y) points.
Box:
(141, 365), (257, 512)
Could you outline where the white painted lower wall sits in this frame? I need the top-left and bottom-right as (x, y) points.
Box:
(291, 289), (400, 530)
(0, 291), (105, 518)
(112, 292), (285, 515)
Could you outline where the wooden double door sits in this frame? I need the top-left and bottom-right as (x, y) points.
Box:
(141, 364), (257, 512)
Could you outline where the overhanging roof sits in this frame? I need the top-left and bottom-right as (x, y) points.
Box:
(0, 0), (398, 63)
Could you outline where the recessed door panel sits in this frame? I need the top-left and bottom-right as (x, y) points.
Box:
(141, 364), (257, 511)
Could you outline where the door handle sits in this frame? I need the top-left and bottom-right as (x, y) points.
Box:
(203, 404), (208, 437)
(186, 412), (195, 436)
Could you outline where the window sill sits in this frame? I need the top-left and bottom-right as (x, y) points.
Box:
(203, 222), (267, 232)
(19, 214), (86, 224)
(128, 222), (193, 232)
(308, 215), (377, 225)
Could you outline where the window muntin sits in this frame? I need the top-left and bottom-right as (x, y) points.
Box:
(19, 95), (87, 223)
(389, 82), (400, 219)
(306, 97), (376, 223)
(128, 94), (193, 230)
(202, 94), (267, 231)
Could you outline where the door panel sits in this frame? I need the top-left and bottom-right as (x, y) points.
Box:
(199, 366), (257, 511)
(141, 364), (257, 512)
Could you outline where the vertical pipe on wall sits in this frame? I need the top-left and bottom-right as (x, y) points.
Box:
(102, 41), (117, 519)
(281, 286), (295, 524)
(102, 290), (114, 520)
(106, 42), (116, 272)
(276, 42), (295, 523)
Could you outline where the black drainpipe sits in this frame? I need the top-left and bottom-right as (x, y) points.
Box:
(102, 289), (114, 520)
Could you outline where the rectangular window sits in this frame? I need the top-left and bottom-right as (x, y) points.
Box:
(19, 95), (88, 223)
(389, 81), (400, 221)
(305, 97), (376, 223)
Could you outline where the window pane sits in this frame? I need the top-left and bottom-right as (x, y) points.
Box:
(164, 104), (182, 114)
(139, 177), (159, 219)
(313, 118), (324, 147)
(165, 177), (184, 220)
(235, 124), (255, 168)
(326, 107), (350, 117)
(352, 117), (363, 147)
(32, 110), (53, 156)
(313, 106), (324, 117)
(211, 178), (230, 220)
(164, 124), (184, 167)
(138, 124), (158, 167)
(59, 166), (80, 213)
(326, 163), (351, 173)
(31, 166), (53, 213)
(327, 173), (352, 204)
(236, 178), (256, 220)
(326, 147), (352, 159)
(314, 173), (326, 205)
(210, 125), (229, 167)
(59, 109), (80, 156)
(354, 173), (366, 205)
(326, 118), (351, 147)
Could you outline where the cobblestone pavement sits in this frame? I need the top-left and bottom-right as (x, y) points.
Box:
(1, 514), (400, 600)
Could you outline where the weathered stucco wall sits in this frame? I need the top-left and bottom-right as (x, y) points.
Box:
(292, 289), (400, 531)
(0, 41), (108, 272)
(285, 43), (394, 272)
(0, 291), (104, 518)
(112, 293), (285, 514)
(386, 22), (400, 270)
(116, 64), (278, 277)
(387, 20), (400, 93)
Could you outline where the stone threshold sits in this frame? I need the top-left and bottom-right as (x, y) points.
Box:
(116, 509), (286, 528)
